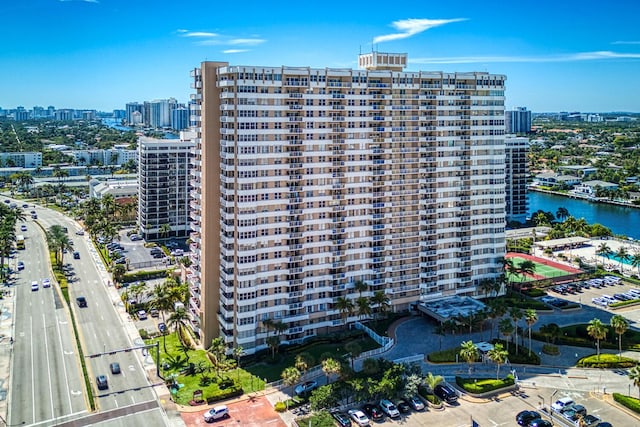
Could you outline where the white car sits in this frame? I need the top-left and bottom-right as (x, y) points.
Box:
(42, 278), (51, 288)
(20, 224), (27, 231)
(551, 397), (574, 412)
(75, 229), (84, 235)
(31, 281), (39, 291)
(203, 405), (229, 422)
(379, 399), (400, 418)
(348, 409), (370, 426)
(138, 310), (148, 320)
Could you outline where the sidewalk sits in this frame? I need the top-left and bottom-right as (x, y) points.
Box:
(0, 282), (16, 425)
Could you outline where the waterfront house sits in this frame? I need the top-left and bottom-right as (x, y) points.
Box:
(558, 165), (598, 178)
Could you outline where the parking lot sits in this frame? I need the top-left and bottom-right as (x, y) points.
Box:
(546, 276), (640, 311)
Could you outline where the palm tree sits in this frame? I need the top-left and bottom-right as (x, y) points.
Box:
(632, 251), (640, 276)
(524, 309), (538, 357)
(370, 290), (390, 321)
(517, 260), (536, 288)
(150, 282), (178, 352)
(281, 366), (301, 401)
(629, 366), (640, 398)
(266, 336), (280, 358)
(424, 371), (444, 393)
(510, 307), (523, 354)
(459, 340), (479, 375)
(208, 337), (229, 377)
(46, 224), (73, 267)
(344, 341), (362, 369)
(233, 345), (244, 380)
(615, 246), (630, 273)
(487, 298), (507, 340)
(487, 343), (509, 380)
(356, 296), (372, 321)
(167, 307), (191, 360)
(295, 353), (313, 377)
(353, 280), (368, 297)
(610, 314), (629, 359)
(556, 207), (570, 222)
(596, 242), (611, 267)
(159, 223), (172, 240)
(498, 318), (514, 352)
(335, 296), (354, 326)
(321, 357), (341, 384)
(587, 318), (607, 361)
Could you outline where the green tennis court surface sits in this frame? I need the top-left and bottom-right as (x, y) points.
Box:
(507, 256), (576, 280)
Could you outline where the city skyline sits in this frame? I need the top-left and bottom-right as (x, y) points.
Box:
(3, 0), (640, 112)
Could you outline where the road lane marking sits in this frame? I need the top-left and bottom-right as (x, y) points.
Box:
(31, 316), (35, 422)
(43, 313), (56, 418)
(56, 311), (74, 412)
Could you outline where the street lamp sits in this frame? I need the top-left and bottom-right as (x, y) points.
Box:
(548, 389), (558, 419)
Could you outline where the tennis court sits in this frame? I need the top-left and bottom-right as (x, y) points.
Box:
(505, 253), (582, 281)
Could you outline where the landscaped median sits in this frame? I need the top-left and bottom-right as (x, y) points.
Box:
(455, 375), (516, 397)
(613, 393), (640, 415)
(577, 353), (638, 368)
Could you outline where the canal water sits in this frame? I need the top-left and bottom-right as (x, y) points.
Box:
(529, 191), (640, 240)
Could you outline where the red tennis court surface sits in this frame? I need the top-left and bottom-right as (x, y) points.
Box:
(180, 395), (286, 427)
(506, 252), (582, 280)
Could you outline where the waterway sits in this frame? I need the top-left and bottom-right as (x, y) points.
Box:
(528, 190), (640, 240)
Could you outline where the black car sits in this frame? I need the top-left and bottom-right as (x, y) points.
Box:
(158, 322), (167, 333)
(96, 375), (108, 390)
(362, 404), (384, 421)
(73, 251), (80, 259)
(76, 296), (87, 307)
(110, 362), (121, 374)
(395, 399), (411, 413)
(528, 420), (553, 427)
(434, 384), (458, 403)
(516, 410), (541, 426)
(331, 411), (352, 427)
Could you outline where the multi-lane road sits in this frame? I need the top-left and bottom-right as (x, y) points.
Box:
(8, 203), (175, 427)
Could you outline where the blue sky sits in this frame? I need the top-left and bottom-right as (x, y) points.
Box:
(2, 0), (639, 112)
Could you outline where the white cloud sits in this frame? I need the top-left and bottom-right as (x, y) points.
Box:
(411, 51), (640, 64)
(612, 41), (640, 45)
(228, 38), (265, 46)
(223, 49), (249, 54)
(180, 31), (219, 38)
(176, 30), (265, 48)
(373, 18), (466, 44)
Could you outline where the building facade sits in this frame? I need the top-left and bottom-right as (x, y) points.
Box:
(505, 107), (531, 134)
(0, 152), (42, 168)
(138, 137), (194, 241)
(504, 136), (529, 224)
(189, 53), (507, 352)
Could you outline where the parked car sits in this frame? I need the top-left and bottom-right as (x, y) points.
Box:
(407, 395), (425, 411)
(294, 380), (318, 396)
(580, 414), (601, 426)
(516, 410), (541, 426)
(130, 234), (143, 241)
(150, 309), (160, 318)
(434, 383), (458, 403)
(379, 399), (400, 418)
(170, 249), (184, 256)
(75, 229), (84, 235)
(76, 296), (87, 307)
(42, 278), (51, 288)
(347, 409), (370, 427)
(331, 411), (352, 427)
(17, 261), (24, 270)
(395, 398), (411, 413)
(551, 397), (574, 412)
(96, 375), (108, 390)
(528, 420), (553, 427)
(110, 362), (121, 374)
(158, 322), (167, 333)
(138, 310), (148, 320)
(203, 405), (229, 422)
(73, 251), (80, 259)
(561, 404), (587, 421)
(362, 404), (384, 421)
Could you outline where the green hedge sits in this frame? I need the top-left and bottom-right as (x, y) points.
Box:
(609, 299), (640, 308)
(577, 353), (638, 368)
(205, 385), (243, 404)
(427, 347), (461, 363)
(121, 269), (171, 283)
(418, 386), (441, 405)
(456, 375), (515, 394)
(613, 393), (640, 414)
(523, 288), (547, 297)
(542, 344), (559, 355)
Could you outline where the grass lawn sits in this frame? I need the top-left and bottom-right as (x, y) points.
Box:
(145, 332), (265, 405)
(245, 335), (380, 382)
(577, 353), (639, 368)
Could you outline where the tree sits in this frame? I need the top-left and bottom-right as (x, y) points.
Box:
(335, 296), (354, 326)
(487, 298), (507, 340)
(509, 307), (523, 354)
(308, 384), (338, 411)
(632, 251), (640, 276)
(322, 357), (341, 384)
(498, 318), (514, 352)
(345, 341), (362, 370)
(615, 246), (630, 273)
(281, 366), (301, 401)
(610, 314), (629, 359)
(208, 337), (230, 377)
(459, 341), (479, 375)
(587, 318), (607, 361)
(556, 207), (570, 222)
(233, 345), (244, 380)
(629, 366), (640, 398)
(167, 307), (191, 360)
(371, 290), (391, 321)
(353, 280), (368, 297)
(356, 296), (372, 321)
(423, 372), (443, 393)
(487, 343), (509, 380)
(46, 224), (73, 267)
(159, 223), (172, 240)
(517, 260), (536, 287)
(524, 309), (538, 357)
(539, 323), (561, 344)
(295, 353), (313, 377)
(596, 242), (611, 267)
(266, 336), (280, 359)
(150, 283), (176, 352)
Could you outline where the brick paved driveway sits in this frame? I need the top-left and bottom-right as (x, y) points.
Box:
(180, 395), (286, 427)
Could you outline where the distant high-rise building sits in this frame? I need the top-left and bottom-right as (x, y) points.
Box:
(504, 136), (529, 224)
(32, 106), (45, 118)
(55, 109), (74, 121)
(138, 137), (194, 241)
(188, 53), (507, 352)
(171, 106), (189, 131)
(126, 102), (144, 125)
(113, 109), (126, 119)
(47, 106), (56, 117)
(505, 107), (531, 133)
(82, 110), (96, 121)
(14, 110), (29, 121)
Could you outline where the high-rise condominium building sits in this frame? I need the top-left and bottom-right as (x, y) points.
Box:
(505, 107), (531, 134)
(189, 52), (507, 352)
(504, 136), (529, 224)
(138, 137), (194, 241)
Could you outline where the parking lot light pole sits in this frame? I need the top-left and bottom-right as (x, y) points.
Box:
(548, 389), (558, 419)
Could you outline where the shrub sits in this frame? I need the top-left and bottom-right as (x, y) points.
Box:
(542, 344), (559, 355)
(613, 393), (640, 414)
(456, 375), (515, 394)
(427, 347), (460, 363)
(139, 329), (149, 339)
(274, 402), (287, 412)
(577, 353), (638, 368)
(609, 299), (640, 308)
(523, 288), (546, 297)
(205, 385), (243, 404)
